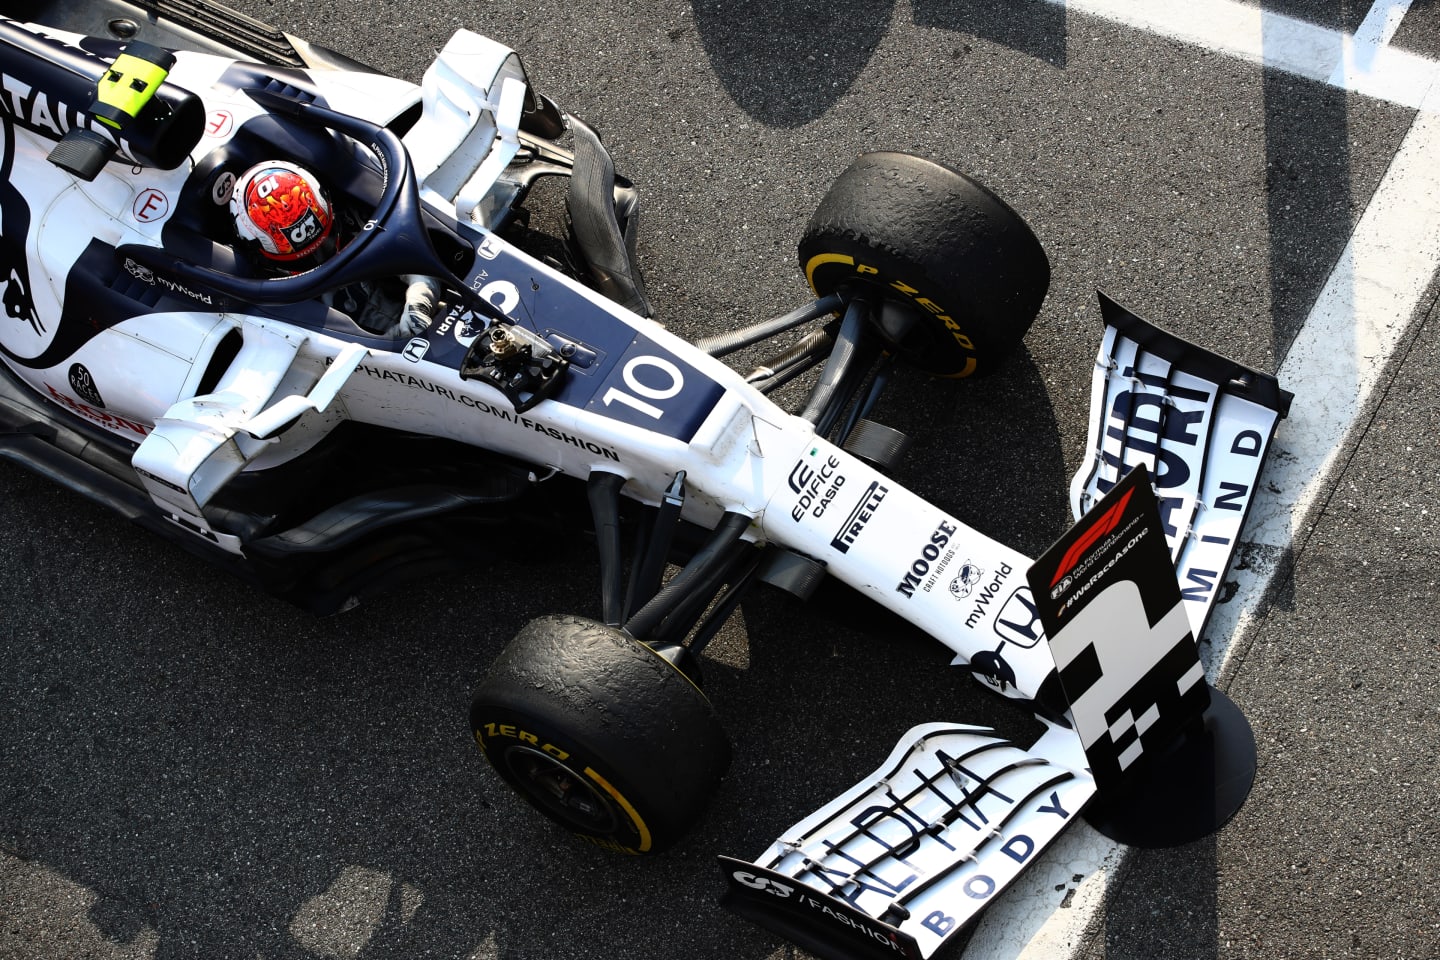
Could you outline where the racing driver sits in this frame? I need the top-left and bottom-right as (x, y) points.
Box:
(230, 159), (439, 339)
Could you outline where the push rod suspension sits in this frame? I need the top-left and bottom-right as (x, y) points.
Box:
(684, 548), (765, 659)
(586, 471), (627, 627)
(623, 471), (686, 620)
(800, 299), (876, 428)
(646, 538), (756, 648)
(747, 327), (834, 391)
(623, 511), (750, 641)
(834, 353), (897, 446)
(695, 294), (844, 358)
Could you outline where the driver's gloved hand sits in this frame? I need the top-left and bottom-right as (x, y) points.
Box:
(389, 275), (441, 338)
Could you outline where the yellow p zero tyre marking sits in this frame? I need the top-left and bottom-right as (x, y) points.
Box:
(584, 766), (652, 853)
(804, 252), (854, 291)
(805, 251), (981, 376)
(938, 357), (979, 379)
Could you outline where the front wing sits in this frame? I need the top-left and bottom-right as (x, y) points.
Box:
(721, 299), (1291, 959)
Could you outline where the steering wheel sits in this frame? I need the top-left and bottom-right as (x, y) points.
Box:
(117, 90), (459, 305)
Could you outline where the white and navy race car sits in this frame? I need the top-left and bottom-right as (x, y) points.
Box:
(0, 5), (1290, 958)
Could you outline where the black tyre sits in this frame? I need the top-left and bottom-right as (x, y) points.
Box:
(799, 151), (1050, 377)
(470, 614), (730, 854)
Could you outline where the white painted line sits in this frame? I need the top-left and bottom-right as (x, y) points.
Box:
(1213, 105), (1440, 644)
(1354, 0), (1413, 47)
(1329, 0), (1416, 87)
(962, 4), (1440, 959)
(1051, 0), (1440, 111)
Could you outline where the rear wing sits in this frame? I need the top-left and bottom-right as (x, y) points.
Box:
(721, 296), (1291, 959)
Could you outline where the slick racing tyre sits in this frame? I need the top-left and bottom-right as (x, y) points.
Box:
(799, 151), (1050, 377)
(470, 615), (731, 854)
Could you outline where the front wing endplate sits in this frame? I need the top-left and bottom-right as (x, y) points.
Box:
(719, 722), (1095, 959)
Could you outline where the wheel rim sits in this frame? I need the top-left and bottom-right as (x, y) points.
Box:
(848, 289), (965, 370)
(501, 745), (620, 834)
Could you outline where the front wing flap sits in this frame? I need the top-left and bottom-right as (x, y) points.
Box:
(1069, 293), (1293, 640)
(719, 722), (1096, 960)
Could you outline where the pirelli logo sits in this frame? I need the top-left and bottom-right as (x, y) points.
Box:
(830, 481), (888, 553)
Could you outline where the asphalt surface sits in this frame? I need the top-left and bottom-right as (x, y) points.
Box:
(2, 1), (1438, 959)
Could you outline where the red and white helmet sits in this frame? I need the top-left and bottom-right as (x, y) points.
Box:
(230, 161), (334, 262)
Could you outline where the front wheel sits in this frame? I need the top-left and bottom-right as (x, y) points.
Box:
(799, 151), (1050, 378)
(470, 615), (730, 854)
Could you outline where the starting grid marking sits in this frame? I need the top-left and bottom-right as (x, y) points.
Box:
(1063, 0), (1439, 110)
(959, 2), (1440, 959)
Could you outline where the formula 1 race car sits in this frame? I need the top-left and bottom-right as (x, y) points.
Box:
(0, 5), (1290, 958)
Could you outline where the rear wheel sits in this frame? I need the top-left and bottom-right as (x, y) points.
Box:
(799, 151), (1050, 377)
(471, 614), (730, 854)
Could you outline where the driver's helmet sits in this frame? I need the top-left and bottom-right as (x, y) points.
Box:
(230, 161), (335, 263)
